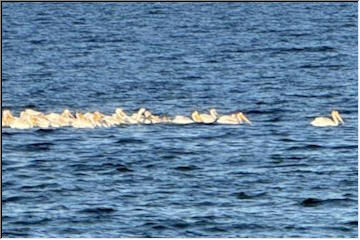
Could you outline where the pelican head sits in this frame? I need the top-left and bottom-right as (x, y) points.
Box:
(3, 110), (14, 118)
(144, 110), (152, 118)
(331, 110), (344, 124)
(209, 109), (218, 118)
(75, 112), (85, 119)
(115, 108), (126, 116)
(136, 108), (146, 119)
(237, 112), (252, 125)
(138, 107), (146, 115)
(94, 111), (104, 117)
(191, 111), (202, 123)
(93, 111), (105, 121)
(2, 110), (15, 127)
(62, 109), (74, 118)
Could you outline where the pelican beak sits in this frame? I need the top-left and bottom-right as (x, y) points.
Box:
(336, 112), (344, 124)
(240, 113), (252, 125)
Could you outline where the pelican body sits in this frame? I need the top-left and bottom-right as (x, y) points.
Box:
(171, 115), (194, 124)
(217, 113), (240, 125)
(311, 110), (344, 127)
(215, 111), (251, 125)
(192, 109), (218, 124)
(72, 113), (95, 128)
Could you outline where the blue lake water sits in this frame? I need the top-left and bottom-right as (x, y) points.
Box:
(1, 2), (358, 237)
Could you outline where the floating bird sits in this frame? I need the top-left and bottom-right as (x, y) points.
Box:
(129, 108), (146, 124)
(93, 111), (107, 127)
(144, 110), (166, 124)
(30, 115), (50, 128)
(72, 113), (95, 128)
(143, 110), (153, 124)
(83, 111), (106, 127)
(192, 109), (218, 124)
(45, 109), (75, 127)
(2, 110), (15, 127)
(20, 109), (49, 128)
(61, 109), (75, 125)
(191, 111), (202, 123)
(171, 115), (194, 124)
(9, 115), (33, 129)
(311, 110), (344, 127)
(112, 108), (128, 124)
(45, 113), (66, 127)
(216, 113), (240, 125)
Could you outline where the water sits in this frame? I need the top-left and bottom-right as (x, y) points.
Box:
(2, 3), (357, 237)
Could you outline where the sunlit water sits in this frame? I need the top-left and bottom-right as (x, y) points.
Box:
(2, 3), (357, 237)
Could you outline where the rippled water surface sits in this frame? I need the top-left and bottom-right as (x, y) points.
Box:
(2, 3), (358, 237)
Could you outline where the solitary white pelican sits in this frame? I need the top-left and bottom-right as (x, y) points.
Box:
(311, 110), (344, 127)
(2, 110), (15, 127)
(191, 109), (218, 124)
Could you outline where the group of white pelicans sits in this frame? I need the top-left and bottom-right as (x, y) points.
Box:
(1, 108), (344, 129)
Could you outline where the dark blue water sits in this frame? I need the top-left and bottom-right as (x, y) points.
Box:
(2, 3), (357, 237)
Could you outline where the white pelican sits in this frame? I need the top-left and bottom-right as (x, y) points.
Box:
(112, 108), (128, 124)
(62, 109), (74, 118)
(31, 115), (50, 128)
(84, 111), (106, 127)
(143, 111), (153, 124)
(2, 110), (15, 127)
(103, 115), (118, 127)
(216, 113), (240, 124)
(72, 113), (95, 128)
(45, 112), (68, 127)
(93, 111), (107, 127)
(45, 109), (75, 128)
(191, 111), (202, 123)
(311, 110), (344, 127)
(191, 109), (218, 124)
(143, 110), (166, 124)
(9, 115), (33, 129)
(129, 108), (146, 124)
(20, 109), (49, 128)
(171, 115), (194, 124)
